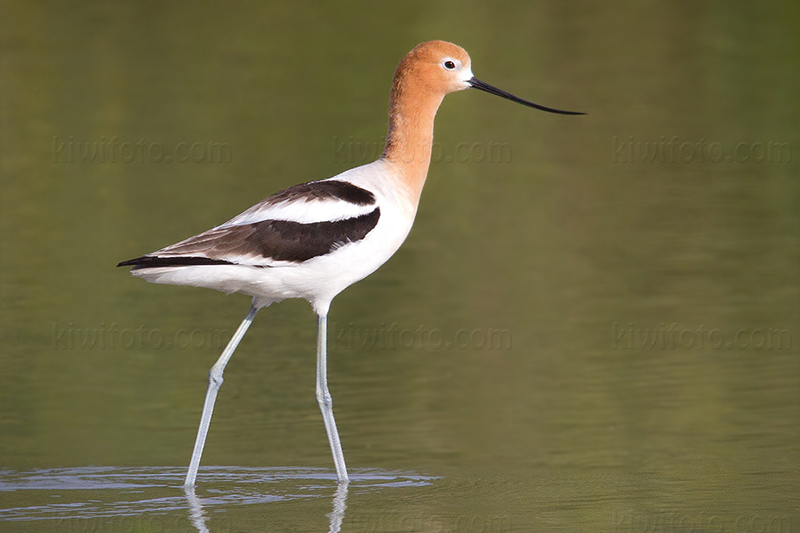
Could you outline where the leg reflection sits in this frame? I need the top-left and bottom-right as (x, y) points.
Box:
(181, 476), (349, 533)
(183, 485), (209, 533)
(327, 481), (349, 533)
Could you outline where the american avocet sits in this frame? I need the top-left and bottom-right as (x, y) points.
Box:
(119, 40), (583, 486)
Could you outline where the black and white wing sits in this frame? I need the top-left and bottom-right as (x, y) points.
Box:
(118, 180), (381, 269)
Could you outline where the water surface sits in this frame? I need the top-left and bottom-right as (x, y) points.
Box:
(1, 1), (798, 531)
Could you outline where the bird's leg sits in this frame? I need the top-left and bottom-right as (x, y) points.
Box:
(316, 314), (349, 483)
(184, 305), (259, 487)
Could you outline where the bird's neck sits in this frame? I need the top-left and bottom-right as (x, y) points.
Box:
(381, 76), (445, 205)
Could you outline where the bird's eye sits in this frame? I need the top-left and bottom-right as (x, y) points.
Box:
(443, 60), (456, 70)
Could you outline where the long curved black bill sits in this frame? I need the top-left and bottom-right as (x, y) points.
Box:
(469, 77), (585, 115)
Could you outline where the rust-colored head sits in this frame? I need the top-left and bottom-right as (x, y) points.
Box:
(391, 40), (586, 114)
(392, 40), (475, 97)
(383, 40), (584, 200)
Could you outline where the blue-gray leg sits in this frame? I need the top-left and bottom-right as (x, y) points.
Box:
(316, 314), (349, 483)
(184, 305), (259, 486)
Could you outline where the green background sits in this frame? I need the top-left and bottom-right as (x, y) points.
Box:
(1, 1), (798, 531)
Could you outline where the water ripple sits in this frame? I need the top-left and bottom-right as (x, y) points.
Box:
(0, 466), (435, 522)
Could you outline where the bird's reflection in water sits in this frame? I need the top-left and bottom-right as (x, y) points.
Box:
(184, 486), (210, 533)
(183, 481), (349, 533)
(327, 482), (349, 533)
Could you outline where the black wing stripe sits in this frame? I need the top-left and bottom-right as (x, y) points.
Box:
(235, 207), (380, 262)
(117, 256), (235, 269)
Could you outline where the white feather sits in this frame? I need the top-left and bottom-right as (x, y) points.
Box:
(221, 179), (376, 227)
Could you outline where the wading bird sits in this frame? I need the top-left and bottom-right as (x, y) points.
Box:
(118, 40), (583, 486)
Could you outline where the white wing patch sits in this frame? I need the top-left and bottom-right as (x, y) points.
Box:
(223, 194), (376, 227)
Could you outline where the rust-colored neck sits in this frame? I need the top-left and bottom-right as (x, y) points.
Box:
(381, 63), (445, 205)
